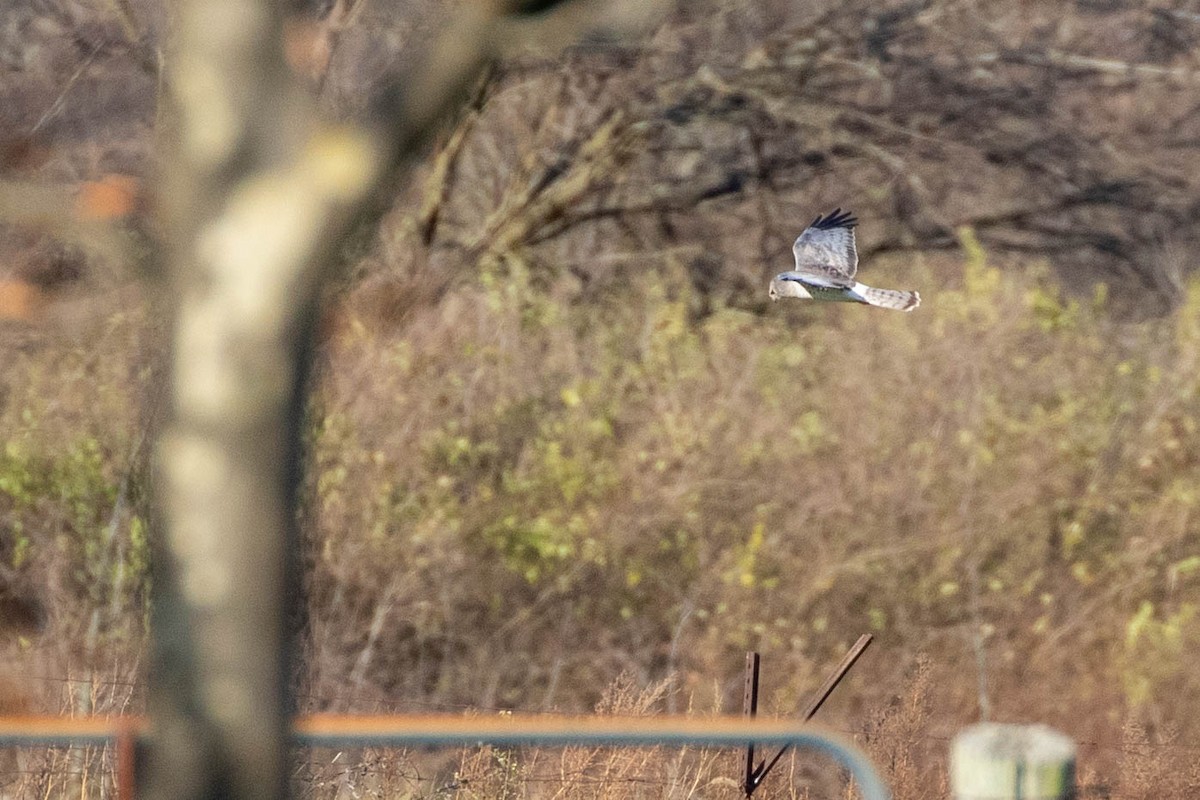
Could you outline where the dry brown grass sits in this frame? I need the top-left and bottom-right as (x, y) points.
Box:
(1110, 720), (1200, 800)
(856, 657), (942, 800)
(296, 238), (1200, 796)
(293, 666), (955, 799)
(443, 673), (859, 800)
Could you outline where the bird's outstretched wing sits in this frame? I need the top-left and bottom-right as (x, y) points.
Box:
(791, 208), (858, 286)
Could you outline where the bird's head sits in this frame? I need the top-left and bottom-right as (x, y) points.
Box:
(769, 274), (812, 301)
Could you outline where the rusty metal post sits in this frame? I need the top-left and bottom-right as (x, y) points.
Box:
(799, 635), (874, 720)
(116, 718), (137, 800)
(743, 652), (761, 796)
(745, 635), (874, 796)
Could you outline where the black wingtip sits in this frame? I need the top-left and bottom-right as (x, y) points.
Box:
(810, 208), (858, 230)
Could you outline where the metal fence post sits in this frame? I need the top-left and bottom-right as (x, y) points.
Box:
(951, 723), (1075, 800)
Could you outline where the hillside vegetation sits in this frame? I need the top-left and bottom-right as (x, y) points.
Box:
(3, 0), (1200, 797)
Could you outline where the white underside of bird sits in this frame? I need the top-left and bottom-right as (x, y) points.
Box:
(769, 273), (920, 311)
(770, 208), (920, 311)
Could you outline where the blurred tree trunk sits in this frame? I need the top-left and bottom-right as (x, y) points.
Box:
(144, 1), (664, 798)
(144, 1), (340, 797)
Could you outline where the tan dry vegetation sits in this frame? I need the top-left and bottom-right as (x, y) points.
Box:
(297, 672), (900, 800)
(4, 0), (1200, 797)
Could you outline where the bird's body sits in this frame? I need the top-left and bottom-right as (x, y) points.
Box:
(769, 208), (919, 311)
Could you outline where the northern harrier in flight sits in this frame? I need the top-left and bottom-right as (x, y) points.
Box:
(768, 209), (919, 311)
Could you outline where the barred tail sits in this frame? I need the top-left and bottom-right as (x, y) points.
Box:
(855, 283), (920, 312)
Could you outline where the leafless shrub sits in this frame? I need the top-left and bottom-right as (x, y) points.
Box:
(857, 656), (943, 800)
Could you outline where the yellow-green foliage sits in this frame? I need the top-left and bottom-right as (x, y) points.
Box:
(307, 244), (1200, 731)
(0, 312), (149, 644)
(1122, 600), (1199, 708)
(0, 425), (149, 619)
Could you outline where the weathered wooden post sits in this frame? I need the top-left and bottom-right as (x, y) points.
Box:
(951, 723), (1076, 800)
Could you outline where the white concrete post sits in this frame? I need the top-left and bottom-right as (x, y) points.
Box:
(951, 723), (1075, 800)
